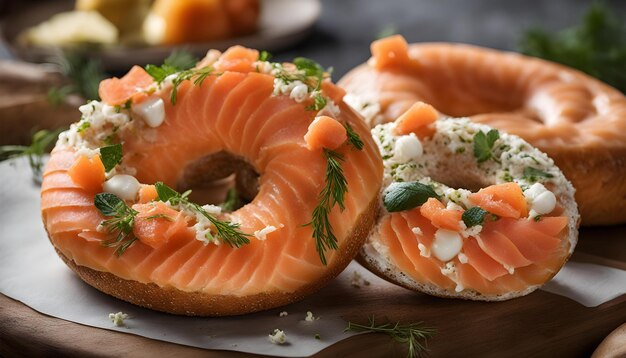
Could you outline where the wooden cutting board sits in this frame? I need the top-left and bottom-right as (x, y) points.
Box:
(1, 225), (625, 358)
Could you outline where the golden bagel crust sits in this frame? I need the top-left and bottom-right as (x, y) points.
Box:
(53, 196), (378, 316)
(339, 40), (626, 226)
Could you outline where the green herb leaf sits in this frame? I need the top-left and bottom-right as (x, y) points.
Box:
(220, 188), (241, 211)
(523, 167), (554, 182)
(258, 50), (272, 62)
(170, 66), (217, 104)
(306, 149), (349, 265)
(94, 193), (126, 216)
(345, 317), (436, 358)
(145, 50), (198, 84)
(99, 144), (123, 172)
(473, 129), (500, 163)
(94, 192), (139, 256)
(462, 207), (488, 228)
(155, 182), (179, 202)
(294, 57), (325, 81)
(305, 93), (328, 111)
(0, 128), (64, 182)
(383, 182), (439, 212)
(519, 2), (626, 93)
(154, 182), (251, 248)
(50, 52), (104, 100)
(344, 123), (365, 150)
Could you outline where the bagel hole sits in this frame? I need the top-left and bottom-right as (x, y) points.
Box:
(426, 154), (492, 193)
(177, 151), (260, 210)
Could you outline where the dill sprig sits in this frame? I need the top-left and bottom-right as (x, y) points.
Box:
(344, 123), (365, 150)
(48, 51), (105, 102)
(306, 149), (348, 265)
(345, 317), (436, 358)
(94, 193), (139, 256)
(154, 182), (250, 248)
(170, 66), (217, 105)
(0, 128), (64, 182)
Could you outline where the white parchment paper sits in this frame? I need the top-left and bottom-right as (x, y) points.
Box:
(0, 158), (624, 356)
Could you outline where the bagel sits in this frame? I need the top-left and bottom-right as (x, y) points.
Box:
(41, 46), (382, 316)
(359, 103), (579, 301)
(339, 35), (626, 226)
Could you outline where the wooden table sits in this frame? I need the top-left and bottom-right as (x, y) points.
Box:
(1, 226), (625, 357)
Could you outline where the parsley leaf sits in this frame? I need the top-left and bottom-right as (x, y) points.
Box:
(473, 129), (500, 163)
(94, 192), (139, 256)
(258, 50), (272, 62)
(462, 207), (488, 227)
(383, 182), (440, 212)
(145, 50), (198, 84)
(99, 144), (123, 172)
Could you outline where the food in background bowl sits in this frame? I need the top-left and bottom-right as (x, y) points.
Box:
(143, 0), (260, 45)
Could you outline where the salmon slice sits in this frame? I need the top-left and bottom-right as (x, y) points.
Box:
(41, 47), (383, 308)
(469, 183), (528, 219)
(99, 66), (154, 106)
(420, 198), (463, 231)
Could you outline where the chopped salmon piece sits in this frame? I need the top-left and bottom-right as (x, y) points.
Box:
(395, 102), (438, 137)
(304, 116), (348, 151)
(214, 45), (259, 72)
(138, 185), (158, 203)
(469, 183), (528, 219)
(68, 155), (105, 193)
(99, 66), (154, 106)
(132, 202), (189, 249)
(371, 34), (411, 70)
(419, 197), (463, 231)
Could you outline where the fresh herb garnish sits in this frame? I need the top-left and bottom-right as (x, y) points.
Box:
(306, 93), (328, 111)
(145, 50), (198, 84)
(293, 57), (329, 111)
(306, 149), (348, 265)
(519, 2), (626, 93)
(523, 167), (554, 182)
(145, 213), (175, 221)
(462, 207), (489, 227)
(76, 121), (91, 133)
(344, 123), (365, 150)
(48, 52), (105, 102)
(170, 66), (217, 104)
(94, 193), (138, 256)
(0, 128), (64, 182)
(258, 50), (272, 62)
(383, 182), (440, 212)
(99, 144), (123, 172)
(473, 129), (500, 163)
(220, 188), (242, 212)
(345, 317), (436, 358)
(154, 182), (251, 248)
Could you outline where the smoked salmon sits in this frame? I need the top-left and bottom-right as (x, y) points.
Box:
(42, 46), (382, 315)
(340, 35), (626, 226)
(360, 114), (579, 300)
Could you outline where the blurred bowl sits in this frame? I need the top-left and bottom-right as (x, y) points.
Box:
(0, 0), (321, 70)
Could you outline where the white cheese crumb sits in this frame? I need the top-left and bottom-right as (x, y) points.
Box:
(411, 227), (423, 236)
(132, 97), (165, 128)
(268, 329), (287, 344)
(432, 229), (463, 262)
(103, 174), (141, 201)
(393, 133), (423, 163)
(305, 311), (317, 322)
(524, 183), (557, 218)
(201, 204), (222, 215)
(279, 311), (288, 317)
(455, 283), (464, 292)
(253, 225), (280, 241)
(457, 252), (468, 264)
(108, 312), (129, 327)
(343, 93), (382, 124)
(289, 82), (309, 102)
